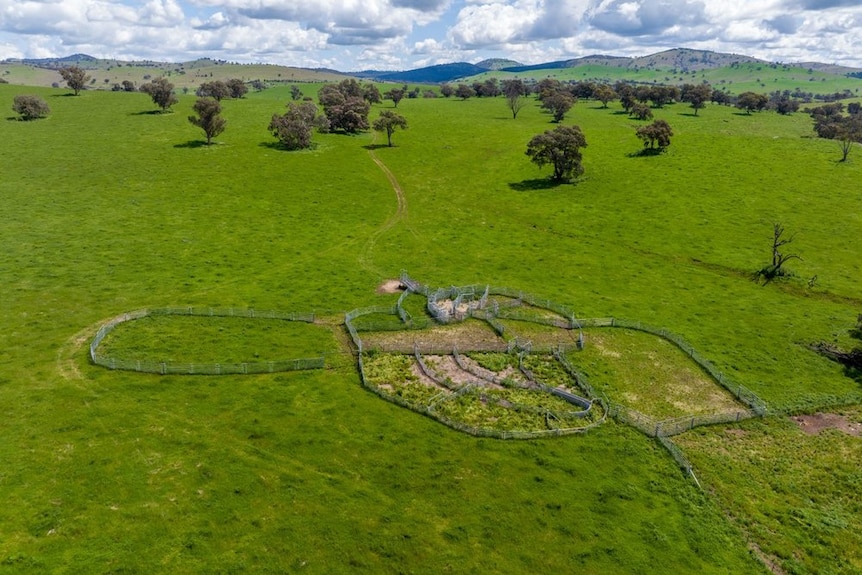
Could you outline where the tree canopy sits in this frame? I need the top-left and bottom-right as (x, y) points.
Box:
(140, 77), (178, 112)
(12, 95), (50, 120)
(318, 80), (372, 133)
(541, 92), (575, 123)
(736, 92), (769, 114)
(501, 79), (529, 119)
(635, 120), (673, 152)
(197, 81), (231, 101)
(188, 97), (226, 145)
(681, 83), (712, 116)
(525, 125), (588, 182)
(59, 66), (90, 96)
(269, 101), (327, 150)
(384, 88), (406, 108)
(372, 110), (408, 147)
(593, 84), (617, 108)
(809, 103), (862, 161)
(454, 84), (475, 100)
(226, 78), (248, 99)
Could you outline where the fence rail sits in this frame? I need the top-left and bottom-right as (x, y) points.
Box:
(91, 355), (325, 375)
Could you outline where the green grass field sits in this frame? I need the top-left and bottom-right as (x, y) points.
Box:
(1, 80), (860, 573)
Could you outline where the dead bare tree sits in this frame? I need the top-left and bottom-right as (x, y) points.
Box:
(757, 223), (802, 281)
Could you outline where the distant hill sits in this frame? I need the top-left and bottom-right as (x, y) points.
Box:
(9, 53), (99, 68)
(356, 62), (487, 84)
(476, 58), (521, 71)
(499, 49), (768, 74)
(2, 48), (861, 92)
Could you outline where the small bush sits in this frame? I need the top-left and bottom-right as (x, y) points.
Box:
(12, 95), (50, 120)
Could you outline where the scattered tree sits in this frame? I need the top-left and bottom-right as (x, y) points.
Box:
(542, 92), (575, 122)
(188, 97), (226, 145)
(810, 103), (862, 161)
(593, 84), (616, 108)
(629, 102), (653, 120)
(289, 85), (303, 100)
(140, 77), (178, 112)
(12, 94), (50, 120)
(736, 91), (769, 114)
(534, 78), (563, 100)
(197, 80), (231, 101)
(774, 97), (800, 115)
(226, 78), (248, 99)
(635, 120), (673, 152)
(501, 79), (529, 119)
(647, 85), (679, 108)
(440, 83), (454, 98)
(384, 88), (406, 108)
(618, 85), (636, 113)
(121, 80), (136, 92)
(757, 223), (802, 281)
(454, 83), (475, 100)
(59, 65), (90, 95)
(363, 84), (382, 104)
(711, 90), (733, 106)
(373, 110), (408, 147)
(269, 101), (328, 150)
(318, 80), (372, 133)
(681, 83), (712, 116)
(476, 78), (500, 97)
(525, 125), (588, 182)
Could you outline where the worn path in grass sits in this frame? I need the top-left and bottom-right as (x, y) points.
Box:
(358, 133), (409, 277)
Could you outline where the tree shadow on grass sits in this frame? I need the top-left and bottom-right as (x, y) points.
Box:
(627, 148), (665, 158)
(174, 140), (209, 149)
(509, 178), (563, 191)
(258, 141), (321, 152)
(130, 110), (167, 116)
(363, 143), (390, 151)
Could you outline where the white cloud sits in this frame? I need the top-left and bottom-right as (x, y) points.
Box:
(449, 1), (541, 47)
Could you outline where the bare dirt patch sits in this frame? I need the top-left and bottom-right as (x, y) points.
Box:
(424, 355), (474, 386)
(376, 279), (404, 294)
(791, 412), (861, 436)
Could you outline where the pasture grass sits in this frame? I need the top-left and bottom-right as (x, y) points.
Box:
(0, 80), (859, 573)
(570, 328), (745, 419)
(96, 315), (337, 364)
(676, 407), (862, 575)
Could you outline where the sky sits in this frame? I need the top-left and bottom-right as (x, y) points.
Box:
(1, 0), (861, 71)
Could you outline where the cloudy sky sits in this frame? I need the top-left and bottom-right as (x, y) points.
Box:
(1, 0), (861, 71)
